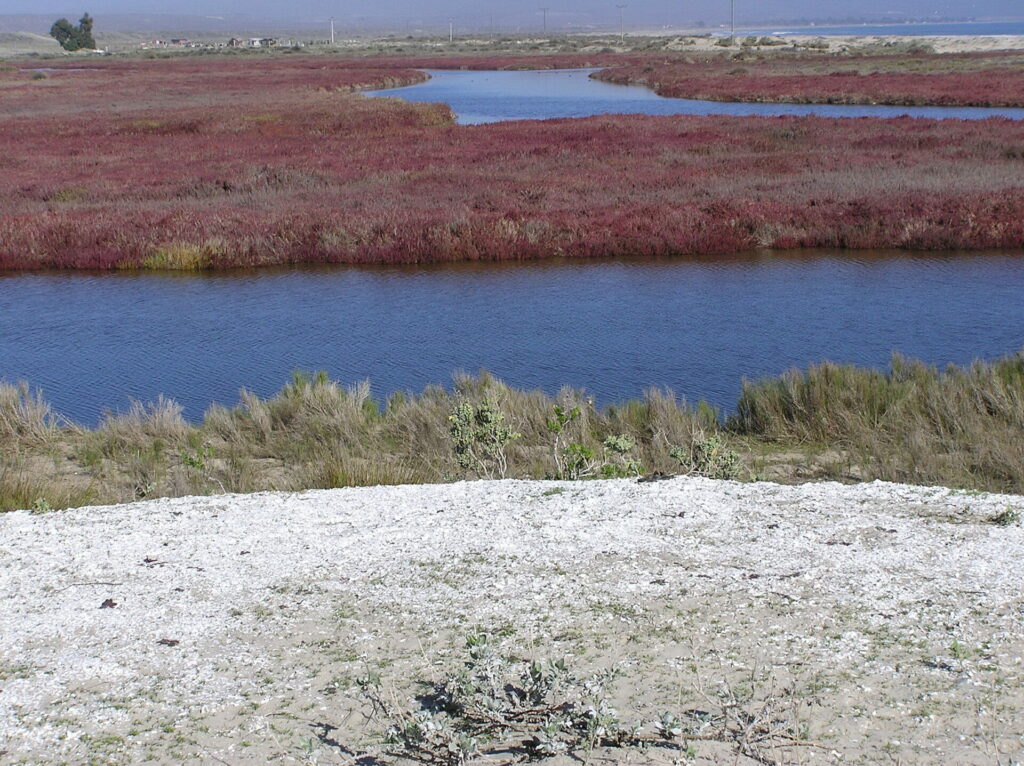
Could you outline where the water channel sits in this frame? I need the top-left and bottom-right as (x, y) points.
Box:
(3, 252), (1023, 424)
(365, 68), (1024, 124)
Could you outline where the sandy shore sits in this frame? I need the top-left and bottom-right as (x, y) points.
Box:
(785, 33), (1024, 54)
(2, 477), (1023, 764)
(655, 33), (1024, 54)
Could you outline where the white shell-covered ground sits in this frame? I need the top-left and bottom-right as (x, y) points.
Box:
(1, 477), (1022, 765)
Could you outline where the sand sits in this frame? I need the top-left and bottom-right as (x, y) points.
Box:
(1, 476), (1022, 764)
(653, 33), (1024, 54)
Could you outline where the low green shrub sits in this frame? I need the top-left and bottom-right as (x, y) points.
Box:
(359, 632), (817, 765)
(671, 432), (741, 480)
(448, 398), (520, 479)
(989, 507), (1021, 527)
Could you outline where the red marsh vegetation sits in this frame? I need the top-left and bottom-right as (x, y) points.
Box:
(594, 51), (1024, 107)
(1, 55), (1024, 270)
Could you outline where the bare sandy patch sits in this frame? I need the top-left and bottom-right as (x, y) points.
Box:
(1, 477), (1022, 764)
(648, 33), (1024, 54)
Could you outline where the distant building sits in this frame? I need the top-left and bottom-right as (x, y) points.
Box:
(220, 37), (283, 49)
(140, 38), (216, 51)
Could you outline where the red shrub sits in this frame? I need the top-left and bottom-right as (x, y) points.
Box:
(595, 53), (1024, 107)
(2, 55), (1024, 270)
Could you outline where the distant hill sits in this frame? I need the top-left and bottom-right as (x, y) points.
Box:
(0, 13), (319, 37)
(0, 31), (62, 55)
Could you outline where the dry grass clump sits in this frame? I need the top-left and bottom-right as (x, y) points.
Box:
(206, 373), (376, 452)
(0, 455), (101, 513)
(0, 382), (60, 447)
(206, 371), (428, 489)
(733, 352), (1024, 492)
(91, 396), (189, 455)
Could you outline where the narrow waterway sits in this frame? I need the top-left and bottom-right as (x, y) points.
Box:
(2, 251), (1023, 424)
(365, 68), (1024, 124)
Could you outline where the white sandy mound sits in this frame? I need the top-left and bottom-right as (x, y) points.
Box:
(1, 477), (1022, 764)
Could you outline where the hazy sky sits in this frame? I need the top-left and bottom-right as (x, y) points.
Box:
(2, 1), (1018, 27)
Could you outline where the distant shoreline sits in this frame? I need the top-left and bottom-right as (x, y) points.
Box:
(621, 31), (1024, 54)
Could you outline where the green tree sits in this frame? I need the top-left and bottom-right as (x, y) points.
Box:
(50, 18), (80, 51)
(49, 13), (96, 51)
(77, 13), (96, 49)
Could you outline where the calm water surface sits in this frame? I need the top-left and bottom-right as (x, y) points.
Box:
(744, 21), (1024, 37)
(2, 252), (1024, 424)
(366, 69), (1024, 124)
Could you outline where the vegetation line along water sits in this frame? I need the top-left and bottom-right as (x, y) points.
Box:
(4, 351), (1024, 513)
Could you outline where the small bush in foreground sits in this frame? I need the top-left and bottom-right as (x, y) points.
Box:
(448, 399), (520, 479)
(359, 632), (819, 764)
(989, 507), (1021, 527)
(671, 432), (741, 480)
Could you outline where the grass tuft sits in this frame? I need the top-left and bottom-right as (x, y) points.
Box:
(733, 352), (1024, 492)
(0, 382), (59, 447)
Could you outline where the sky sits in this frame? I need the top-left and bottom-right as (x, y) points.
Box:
(1, 1), (1018, 29)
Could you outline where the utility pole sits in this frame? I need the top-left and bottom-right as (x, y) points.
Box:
(329, 16), (335, 45)
(731, 0), (735, 39)
(449, 20), (454, 43)
(616, 4), (626, 42)
(539, 7), (548, 34)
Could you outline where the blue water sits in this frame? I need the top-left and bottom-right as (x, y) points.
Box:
(743, 21), (1024, 37)
(366, 68), (1024, 125)
(2, 252), (1024, 425)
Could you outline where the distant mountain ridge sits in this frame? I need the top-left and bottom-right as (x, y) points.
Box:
(0, 13), (308, 37)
